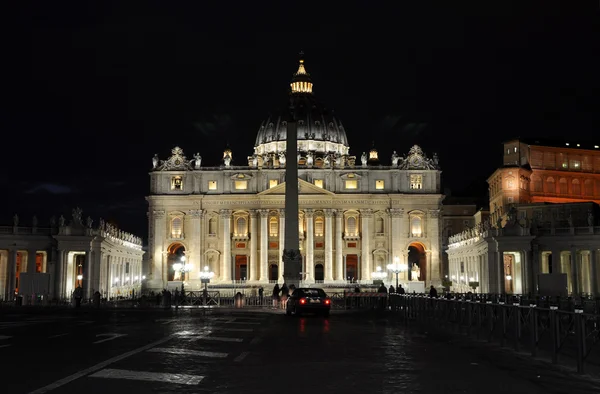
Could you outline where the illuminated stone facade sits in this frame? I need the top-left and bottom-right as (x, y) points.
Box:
(0, 209), (144, 302)
(146, 58), (444, 291)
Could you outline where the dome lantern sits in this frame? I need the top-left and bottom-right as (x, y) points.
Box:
(290, 51), (313, 95)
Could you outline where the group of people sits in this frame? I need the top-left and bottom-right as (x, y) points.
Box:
(270, 283), (296, 308)
(377, 283), (439, 298)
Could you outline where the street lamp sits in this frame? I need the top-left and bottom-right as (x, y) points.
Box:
(76, 274), (83, 287)
(173, 257), (193, 281)
(371, 266), (387, 282)
(387, 256), (408, 291)
(199, 266), (214, 306)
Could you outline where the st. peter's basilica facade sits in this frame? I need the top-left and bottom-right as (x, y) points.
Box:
(145, 57), (443, 292)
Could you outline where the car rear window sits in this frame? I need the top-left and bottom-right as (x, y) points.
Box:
(301, 289), (326, 297)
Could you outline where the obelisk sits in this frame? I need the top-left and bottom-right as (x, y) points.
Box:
(282, 99), (302, 289)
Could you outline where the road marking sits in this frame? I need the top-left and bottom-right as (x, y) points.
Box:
(28, 334), (176, 394)
(93, 333), (128, 344)
(0, 335), (12, 340)
(156, 319), (177, 325)
(89, 368), (204, 385)
(229, 316), (265, 321)
(148, 347), (228, 358)
(75, 321), (94, 325)
(48, 333), (69, 339)
(0, 344), (11, 349)
(199, 336), (243, 343)
(219, 327), (254, 332)
(225, 321), (260, 325)
(250, 337), (262, 345)
(234, 351), (250, 362)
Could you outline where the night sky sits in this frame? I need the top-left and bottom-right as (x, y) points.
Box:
(1, 2), (598, 239)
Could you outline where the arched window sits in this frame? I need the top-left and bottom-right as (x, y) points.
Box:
(572, 179), (581, 196)
(559, 178), (568, 194)
(314, 217), (324, 236)
(545, 177), (555, 193)
(584, 179), (594, 196)
(410, 215), (422, 237)
(171, 217), (183, 238)
(209, 217), (217, 235)
(375, 217), (384, 234)
(236, 217), (246, 236)
(532, 175), (543, 192)
(346, 216), (357, 236)
(269, 217), (278, 237)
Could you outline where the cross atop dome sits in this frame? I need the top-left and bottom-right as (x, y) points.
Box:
(290, 51), (313, 94)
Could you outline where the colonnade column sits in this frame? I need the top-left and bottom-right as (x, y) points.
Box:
(570, 246), (579, 294)
(591, 249), (599, 296)
(27, 249), (37, 273)
(389, 208), (403, 272)
(335, 210), (344, 281)
(278, 210), (285, 283)
(259, 209), (269, 282)
(84, 250), (93, 299)
(427, 209), (441, 285)
(54, 249), (64, 299)
(305, 209), (314, 282)
(150, 210), (166, 289)
(249, 210), (258, 281)
(360, 209), (373, 281)
(7, 250), (17, 300)
(189, 209), (203, 280)
(220, 209), (232, 282)
(324, 209), (334, 281)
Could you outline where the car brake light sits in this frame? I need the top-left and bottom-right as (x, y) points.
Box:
(324, 299), (330, 305)
(300, 298), (306, 305)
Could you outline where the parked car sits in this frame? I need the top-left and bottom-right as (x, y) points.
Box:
(286, 288), (331, 317)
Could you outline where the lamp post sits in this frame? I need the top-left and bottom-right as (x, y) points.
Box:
(387, 256), (408, 292)
(173, 255), (193, 282)
(199, 266), (214, 306)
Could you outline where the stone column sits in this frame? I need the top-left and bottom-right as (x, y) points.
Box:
(188, 209), (203, 280)
(532, 245), (540, 295)
(389, 208), (404, 267)
(259, 209), (269, 282)
(427, 209), (442, 286)
(84, 251), (93, 299)
(305, 209), (315, 282)
(335, 210), (344, 281)
(249, 210), (258, 281)
(150, 210), (166, 289)
(27, 249), (37, 273)
(551, 249), (562, 274)
(55, 249), (65, 299)
(7, 250), (17, 300)
(220, 209), (232, 282)
(521, 250), (531, 295)
(591, 249), (599, 297)
(570, 247), (579, 295)
(360, 209), (373, 281)
(278, 210), (285, 282)
(498, 251), (506, 294)
(324, 209), (334, 281)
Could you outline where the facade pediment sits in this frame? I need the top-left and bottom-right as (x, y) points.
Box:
(258, 178), (335, 196)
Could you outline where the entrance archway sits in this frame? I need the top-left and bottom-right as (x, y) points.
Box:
(269, 264), (278, 281)
(235, 255), (247, 281)
(346, 254), (358, 282)
(407, 243), (426, 282)
(167, 243), (186, 281)
(314, 264), (324, 282)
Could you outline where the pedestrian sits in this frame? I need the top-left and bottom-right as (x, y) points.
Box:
(429, 285), (438, 298)
(280, 283), (289, 309)
(389, 285), (395, 294)
(73, 286), (83, 308)
(397, 284), (405, 294)
(377, 283), (387, 309)
(258, 286), (264, 305)
(272, 284), (280, 308)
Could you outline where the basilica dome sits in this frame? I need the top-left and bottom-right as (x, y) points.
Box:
(253, 56), (350, 157)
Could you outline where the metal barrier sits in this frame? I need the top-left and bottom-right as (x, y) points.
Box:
(389, 294), (600, 374)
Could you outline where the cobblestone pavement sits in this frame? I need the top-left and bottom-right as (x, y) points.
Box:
(1, 308), (600, 393)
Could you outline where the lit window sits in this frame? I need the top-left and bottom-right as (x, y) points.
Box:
(314, 179), (323, 188)
(410, 175), (422, 190)
(315, 217), (324, 236)
(171, 217), (183, 238)
(235, 217), (247, 236)
(345, 180), (358, 189)
(375, 180), (385, 190)
(208, 180), (217, 190)
(269, 217), (278, 237)
(208, 217), (217, 235)
(235, 180), (248, 190)
(561, 163), (568, 168)
(346, 216), (357, 235)
(410, 216), (422, 237)
(514, 147), (517, 152)
(507, 196), (514, 203)
(269, 179), (278, 188)
(171, 176), (183, 191)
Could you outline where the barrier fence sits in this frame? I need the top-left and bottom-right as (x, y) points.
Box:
(389, 294), (600, 374)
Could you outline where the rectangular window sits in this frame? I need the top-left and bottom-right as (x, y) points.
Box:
(345, 180), (358, 189)
(235, 180), (248, 190)
(410, 175), (422, 190)
(375, 180), (385, 190)
(208, 180), (217, 190)
(314, 179), (323, 188)
(171, 176), (183, 191)
(269, 179), (278, 188)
